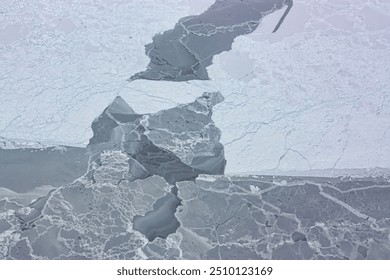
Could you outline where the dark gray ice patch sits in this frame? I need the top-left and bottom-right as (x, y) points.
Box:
(358, 245), (368, 258)
(89, 97), (141, 145)
(89, 111), (120, 145)
(105, 95), (136, 115)
(291, 231), (307, 242)
(60, 183), (94, 214)
(175, 176), (390, 260)
(127, 157), (151, 181)
(2, 173), (390, 259)
(9, 239), (32, 260)
(0, 147), (88, 192)
(16, 190), (54, 230)
(190, 145), (225, 174)
(101, 96), (142, 124)
(132, 135), (205, 184)
(87, 92), (226, 184)
(129, 0), (292, 82)
(367, 240), (390, 259)
(104, 233), (131, 252)
(31, 226), (69, 258)
(272, 0), (293, 33)
(133, 193), (181, 241)
(0, 219), (11, 233)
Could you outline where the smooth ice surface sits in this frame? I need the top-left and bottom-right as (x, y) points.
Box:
(133, 193), (181, 242)
(0, 146), (88, 192)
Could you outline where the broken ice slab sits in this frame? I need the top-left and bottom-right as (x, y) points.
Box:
(2, 172), (389, 260)
(87, 92), (226, 184)
(129, 0), (293, 82)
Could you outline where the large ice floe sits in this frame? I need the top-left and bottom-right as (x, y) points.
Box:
(1, 93), (390, 259)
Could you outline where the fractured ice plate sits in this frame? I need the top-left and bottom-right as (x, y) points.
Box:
(129, 0), (293, 82)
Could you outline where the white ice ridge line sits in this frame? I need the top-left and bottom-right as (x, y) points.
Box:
(323, 183), (390, 194)
(182, 20), (262, 38)
(317, 185), (377, 223)
(259, 184), (280, 194)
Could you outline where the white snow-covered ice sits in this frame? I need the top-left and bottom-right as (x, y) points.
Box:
(0, 0), (389, 174)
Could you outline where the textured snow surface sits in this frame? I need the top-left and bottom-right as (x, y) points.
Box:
(1, 0), (390, 174)
(210, 0), (390, 173)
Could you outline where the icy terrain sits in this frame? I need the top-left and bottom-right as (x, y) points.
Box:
(1, 0), (389, 174)
(1, 0), (390, 260)
(1, 91), (389, 260)
(129, 0), (292, 82)
(211, 0), (390, 173)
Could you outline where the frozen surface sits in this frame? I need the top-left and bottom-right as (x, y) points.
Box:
(176, 175), (390, 260)
(0, 0), (389, 173)
(133, 192), (181, 242)
(87, 92), (226, 184)
(210, 0), (390, 173)
(1, 0), (390, 260)
(1, 96), (390, 260)
(0, 146), (88, 192)
(129, 0), (292, 82)
(1, 161), (389, 259)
